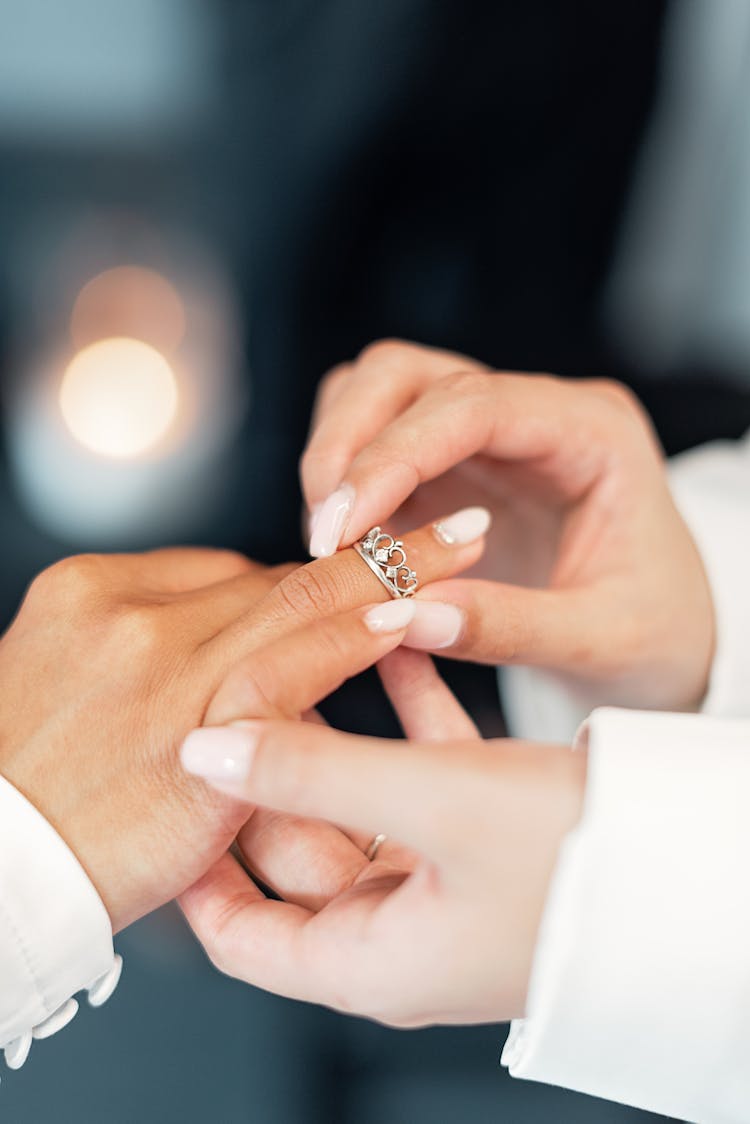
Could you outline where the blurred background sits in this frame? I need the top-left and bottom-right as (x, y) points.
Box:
(2, 1), (750, 1121)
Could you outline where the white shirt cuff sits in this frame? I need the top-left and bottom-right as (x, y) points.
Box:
(669, 436), (750, 718)
(502, 707), (750, 1124)
(0, 773), (115, 1048)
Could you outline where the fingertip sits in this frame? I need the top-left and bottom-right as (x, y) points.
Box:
(402, 601), (466, 650)
(305, 502), (323, 543)
(433, 506), (491, 547)
(180, 724), (260, 796)
(362, 599), (416, 633)
(308, 484), (356, 557)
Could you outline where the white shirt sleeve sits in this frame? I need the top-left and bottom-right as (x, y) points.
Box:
(0, 772), (116, 1058)
(500, 430), (750, 742)
(502, 707), (750, 1124)
(669, 435), (750, 718)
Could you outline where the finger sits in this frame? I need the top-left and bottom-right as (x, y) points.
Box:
(341, 828), (419, 870)
(219, 508), (490, 660)
(122, 547), (256, 593)
(191, 600), (416, 918)
(377, 650), (479, 741)
(234, 810), (375, 913)
(404, 577), (594, 670)
(302, 363), (356, 537)
(315, 655), (415, 862)
(236, 712), (412, 909)
(203, 599), (417, 727)
(302, 340), (484, 509)
(181, 715), (491, 863)
(182, 562), (298, 638)
(307, 361), (352, 434)
(314, 370), (622, 552)
(178, 854), (317, 1002)
(193, 601), (419, 917)
(180, 852), (407, 1007)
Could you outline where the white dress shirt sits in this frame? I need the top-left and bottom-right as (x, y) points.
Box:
(0, 774), (118, 1070)
(1, 435), (747, 1101)
(502, 433), (750, 1123)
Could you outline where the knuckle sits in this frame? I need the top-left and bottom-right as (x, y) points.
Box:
(299, 440), (346, 477)
(585, 379), (658, 451)
(588, 378), (641, 416)
(364, 432), (415, 474)
(436, 368), (490, 400)
(273, 561), (344, 622)
(211, 549), (255, 575)
(529, 371), (565, 396)
(200, 896), (254, 977)
(357, 337), (411, 370)
(26, 553), (105, 609)
(318, 361), (349, 398)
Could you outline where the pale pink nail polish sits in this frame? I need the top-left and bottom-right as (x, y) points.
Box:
(433, 506), (491, 546)
(180, 725), (258, 782)
(307, 502), (323, 540)
(403, 601), (465, 650)
(363, 599), (416, 633)
(309, 484), (355, 557)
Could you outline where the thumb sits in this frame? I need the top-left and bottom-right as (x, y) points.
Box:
(405, 578), (603, 671)
(180, 716), (482, 863)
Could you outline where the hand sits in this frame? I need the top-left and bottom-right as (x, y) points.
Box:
(179, 648), (586, 1027)
(0, 511), (486, 933)
(301, 340), (715, 709)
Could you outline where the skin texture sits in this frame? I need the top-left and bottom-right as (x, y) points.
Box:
(0, 515), (485, 934)
(180, 649), (587, 1027)
(301, 339), (716, 710)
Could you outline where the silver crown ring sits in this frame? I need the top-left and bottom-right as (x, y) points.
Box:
(354, 527), (419, 598)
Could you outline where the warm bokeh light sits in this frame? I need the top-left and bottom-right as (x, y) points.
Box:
(70, 266), (186, 353)
(59, 337), (179, 459)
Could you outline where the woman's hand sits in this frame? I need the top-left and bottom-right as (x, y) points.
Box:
(0, 510), (487, 934)
(302, 340), (715, 710)
(180, 649), (586, 1026)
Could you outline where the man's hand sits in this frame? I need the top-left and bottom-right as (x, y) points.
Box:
(0, 511), (488, 933)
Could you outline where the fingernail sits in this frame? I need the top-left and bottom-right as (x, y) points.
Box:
(404, 601), (465, 650)
(363, 599), (416, 633)
(433, 506), (491, 546)
(180, 725), (258, 782)
(306, 502), (323, 540)
(309, 484), (355, 557)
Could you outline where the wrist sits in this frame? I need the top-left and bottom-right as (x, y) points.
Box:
(504, 741), (588, 1019)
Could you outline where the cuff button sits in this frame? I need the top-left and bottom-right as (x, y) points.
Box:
(4, 1030), (32, 1070)
(87, 954), (123, 1008)
(32, 997), (79, 1040)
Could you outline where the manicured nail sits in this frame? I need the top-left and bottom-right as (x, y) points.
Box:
(307, 502), (323, 540)
(363, 599), (416, 633)
(404, 601), (465, 650)
(309, 484), (355, 557)
(180, 725), (258, 782)
(433, 506), (491, 546)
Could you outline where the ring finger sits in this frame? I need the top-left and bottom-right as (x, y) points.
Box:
(216, 506), (491, 661)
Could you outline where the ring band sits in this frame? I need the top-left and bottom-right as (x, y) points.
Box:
(354, 527), (418, 599)
(365, 833), (387, 862)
